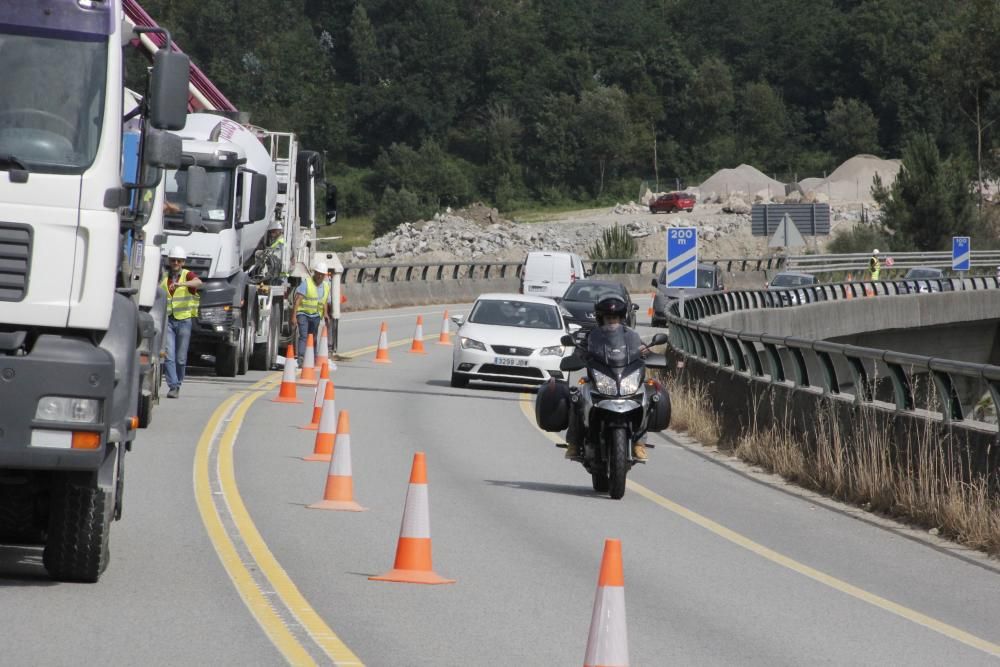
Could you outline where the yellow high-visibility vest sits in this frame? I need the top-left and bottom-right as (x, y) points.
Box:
(869, 256), (881, 280)
(161, 269), (200, 320)
(299, 276), (329, 316)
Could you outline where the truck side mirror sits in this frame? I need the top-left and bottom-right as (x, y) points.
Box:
(144, 130), (181, 169)
(325, 185), (338, 225)
(149, 50), (190, 131)
(185, 166), (207, 207)
(249, 172), (268, 222)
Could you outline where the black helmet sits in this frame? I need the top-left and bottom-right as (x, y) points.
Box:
(594, 295), (628, 325)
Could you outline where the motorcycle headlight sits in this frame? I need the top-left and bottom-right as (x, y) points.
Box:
(460, 336), (486, 351)
(35, 396), (102, 424)
(539, 345), (564, 356)
(619, 369), (642, 395)
(592, 369), (618, 396)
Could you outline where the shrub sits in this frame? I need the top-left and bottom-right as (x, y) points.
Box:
(373, 187), (428, 237)
(588, 224), (637, 273)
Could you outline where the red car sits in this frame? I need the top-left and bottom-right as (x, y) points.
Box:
(649, 191), (696, 214)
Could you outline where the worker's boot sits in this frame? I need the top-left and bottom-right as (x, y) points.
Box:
(564, 441), (580, 459)
(632, 441), (648, 461)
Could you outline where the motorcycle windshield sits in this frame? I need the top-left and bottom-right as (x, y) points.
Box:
(587, 326), (642, 368)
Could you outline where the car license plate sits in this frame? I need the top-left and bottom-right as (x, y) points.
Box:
(529, 285), (546, 291)
(494, 356), (528, 367)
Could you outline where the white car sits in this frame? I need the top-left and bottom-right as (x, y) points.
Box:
(450, 293), (574, 388)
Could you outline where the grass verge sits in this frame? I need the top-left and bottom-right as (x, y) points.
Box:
(663, 374), (1000, 556)
(315, 215), (374, 253)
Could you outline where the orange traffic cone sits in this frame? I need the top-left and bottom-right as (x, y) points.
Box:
(316, 321), (330, 369)
(584, 539), (629, 667)
(374, 322), (392, 363)
(299, 362), (331, 430)
(271, 345), (302, 404)
(298, 333), (318, 385)
(308, 411), (366, 512)
(409, 315), (427, 354)
(370, 452), (455, 585)
(647, 292), (655, 317)
(303, 383), (336, 462)
(437, 310), (452, 345)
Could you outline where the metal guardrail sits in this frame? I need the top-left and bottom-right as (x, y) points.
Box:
(337, 251), (1000, 284)
(666, 276), (1000, 430)
(339, 256), (788, 283)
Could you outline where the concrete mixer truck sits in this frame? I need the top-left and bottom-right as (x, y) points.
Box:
(163, 114), (326, 375)
(0, 1), (191, 582)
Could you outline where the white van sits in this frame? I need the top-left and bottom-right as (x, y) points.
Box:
(520, 251), (587, 299)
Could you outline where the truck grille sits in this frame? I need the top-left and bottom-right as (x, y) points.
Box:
(0, 223), (31, 302)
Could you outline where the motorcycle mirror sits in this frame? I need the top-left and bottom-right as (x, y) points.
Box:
(450, 315), (464, 327)
(651, 278), (658, 288)
(560, 334), (575, 346)
(631, 303), (639, 310)
(650, 333), (668, 346)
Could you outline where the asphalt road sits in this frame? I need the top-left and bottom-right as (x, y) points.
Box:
(2, 300), (999, 665)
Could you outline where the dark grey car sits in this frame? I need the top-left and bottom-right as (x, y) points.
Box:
(650, 263), (724, 326)
(559, 280), (637, 329)
(767, 271), (817, 305)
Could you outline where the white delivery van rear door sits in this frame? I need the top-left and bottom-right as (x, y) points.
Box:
(548, 253), (574, 299)
(523, 252), (556, 296)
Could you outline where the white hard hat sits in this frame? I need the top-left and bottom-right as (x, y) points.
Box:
(312, 260), (329, 274)
(168, 246), (187, 260)
(873, 249), (880, 254)
(267, 219), (282, 232)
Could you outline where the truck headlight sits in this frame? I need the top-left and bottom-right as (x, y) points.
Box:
(592, 369), (618, 396)
(619, 369), (642, 395)
(460, 337), (486, 351)
(540, 345), (564, 356)
(35, 397), (101, 424)
(199, 305), (233, 325)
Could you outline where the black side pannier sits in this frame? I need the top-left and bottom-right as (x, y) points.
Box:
(535, 379), (571, 432)
(647, 382), (671, 432)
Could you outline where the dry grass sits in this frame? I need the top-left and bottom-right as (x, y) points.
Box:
(668, 377), (1000, 556)
(662, 374), (721, 447)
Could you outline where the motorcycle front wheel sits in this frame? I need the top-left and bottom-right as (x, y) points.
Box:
(608, 427), (628, 499)
(591, 468), (610, 493)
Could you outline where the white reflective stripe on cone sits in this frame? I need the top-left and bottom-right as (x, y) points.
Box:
(282, 357), (297, 381)
(313, 378), (327, 408)
(399, 484), (430, 538)
(330, 434), (352, 476)
(378, 331), (389, 348)
(584, 586), (629, 667)
(317, 399), (337, 433)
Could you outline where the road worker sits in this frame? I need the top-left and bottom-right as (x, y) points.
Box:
(290, 260), (331, 366)
(162, 246), (202, 398)
(869, 249), (881, 280)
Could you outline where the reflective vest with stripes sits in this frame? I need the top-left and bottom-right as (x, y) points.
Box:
(161, 269), (200, 320)
(299, 277), (329, 316)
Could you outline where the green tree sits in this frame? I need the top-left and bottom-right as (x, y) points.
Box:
(872, 133), (976, 251)
(578, 86), (628, 197)
(348, 4), (378, 86)
(823, 98), (880, 161)
(738, 81), (794, 170)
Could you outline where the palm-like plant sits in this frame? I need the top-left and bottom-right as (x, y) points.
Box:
(588, 225), (638, 274)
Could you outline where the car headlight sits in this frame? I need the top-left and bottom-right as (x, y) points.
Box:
(35, 396), (102, 424)
(539, 345), (564, 356)
(460, 336), (486, 351)
(619, 369), (642, 395)
(586, 312), (595, 320)
(592, 369), (618, 395)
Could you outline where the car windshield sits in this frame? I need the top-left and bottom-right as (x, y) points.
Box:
(905, 268), (942, 279)
(770, 273), (815, 287)
(563, 283), (624, 303)
(0, 31), (107, 174)
(164, 167), (234, 231)
(468, 299), (562, 330)
(657, 267), (716, 289)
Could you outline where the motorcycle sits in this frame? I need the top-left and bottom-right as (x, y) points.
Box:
(535, 327), (671, 499)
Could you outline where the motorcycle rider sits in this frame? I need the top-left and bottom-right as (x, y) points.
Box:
(564, 295), (649, 461)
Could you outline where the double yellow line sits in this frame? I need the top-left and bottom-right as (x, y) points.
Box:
(194, 379), (362, 665)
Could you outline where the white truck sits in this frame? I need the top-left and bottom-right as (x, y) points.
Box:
(164, 114), (326, 375)
(0, 1), (190, 581)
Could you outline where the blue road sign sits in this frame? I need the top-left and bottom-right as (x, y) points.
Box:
(666, 227), (698, 288)
(952, 236), (970, 271)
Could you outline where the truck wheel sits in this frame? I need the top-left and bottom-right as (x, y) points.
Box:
(215, 342), (238, 377)
(252, 303), (280, 370)
(43, 475), (112, 583)
(238, 314), (254, 376)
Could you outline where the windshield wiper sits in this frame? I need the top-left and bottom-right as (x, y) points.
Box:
(0, 153), (29, 172)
